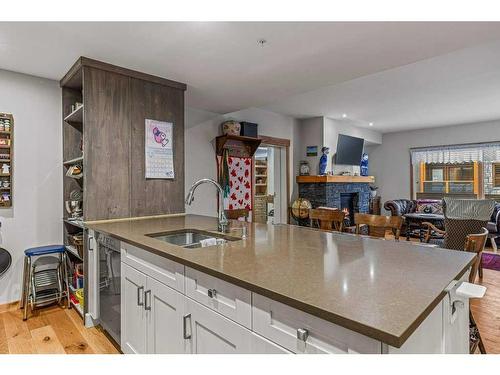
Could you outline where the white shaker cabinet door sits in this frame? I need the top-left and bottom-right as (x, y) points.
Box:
(146, 276), (186, 354)
(184, 299), (253, 354)
(121, 263), (148, 354)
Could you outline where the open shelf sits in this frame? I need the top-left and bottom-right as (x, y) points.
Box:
(64, 218), (85, 229)
(71, 299), (84, 317)
(215, 134), (261, 158)
(65, 245), (83, 260)
(63, 156), (84, 166)
(64, 105), (83, 124)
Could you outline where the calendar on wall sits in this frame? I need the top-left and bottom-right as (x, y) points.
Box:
(145, 119), (174, 179)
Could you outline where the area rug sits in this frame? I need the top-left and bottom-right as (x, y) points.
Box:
(482, 253), (500, 271)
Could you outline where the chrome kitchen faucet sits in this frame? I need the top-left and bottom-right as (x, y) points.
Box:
(185, 178), (229, 232)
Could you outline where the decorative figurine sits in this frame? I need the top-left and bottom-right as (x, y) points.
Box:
(1, 164), (10, 175)
(360, 153), (369, 176)
(319, 147), (329, 175)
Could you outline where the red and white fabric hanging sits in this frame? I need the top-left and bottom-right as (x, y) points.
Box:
(225, 156), (252, 211)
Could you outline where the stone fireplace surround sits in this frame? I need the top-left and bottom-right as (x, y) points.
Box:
(298, 182), (371, 217)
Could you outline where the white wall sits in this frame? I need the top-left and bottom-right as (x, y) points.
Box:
(369, 119), (500, 210)
(295, 117), (324, 175)
(295, 116), (382, 175)
(0, 69), (62, 304)
(185, 107), (299, 217)
(323, 117), (382, 175)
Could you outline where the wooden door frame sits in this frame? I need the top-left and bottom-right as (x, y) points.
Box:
(256, 135), (291, 224)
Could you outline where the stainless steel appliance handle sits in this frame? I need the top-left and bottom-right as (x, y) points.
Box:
(183, 314), (192, 339)
(137, 286), (144, 306)
(144, 290), (151, 311)
(88, 236), (94, 251)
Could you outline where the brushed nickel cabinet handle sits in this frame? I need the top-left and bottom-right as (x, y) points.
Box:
(183, 314), (192, 339)
(144, 290), (151, 311)
(137, 286), (144, 306)
(208, 288), (217, 298)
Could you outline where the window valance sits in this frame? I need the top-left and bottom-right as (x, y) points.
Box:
(410, 142), (500, 164)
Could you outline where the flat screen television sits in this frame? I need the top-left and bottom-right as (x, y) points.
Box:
(335, 134), (364, 165)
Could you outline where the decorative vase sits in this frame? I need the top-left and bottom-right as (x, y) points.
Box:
(221, 120), (241, 136)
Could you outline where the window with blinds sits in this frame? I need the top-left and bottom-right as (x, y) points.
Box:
(410, 142), (500, 200)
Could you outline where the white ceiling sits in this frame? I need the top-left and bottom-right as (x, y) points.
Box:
(1, 22), (500, 132)
(265, 40), (500, 133)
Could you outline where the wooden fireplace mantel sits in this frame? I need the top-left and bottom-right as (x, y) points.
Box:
(296, 175), (375, 183)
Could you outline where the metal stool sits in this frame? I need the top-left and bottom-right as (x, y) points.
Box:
(20, 245), (70, 320)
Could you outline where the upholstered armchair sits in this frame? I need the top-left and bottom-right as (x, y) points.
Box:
(423, 198), (495, 279)
(487, 203), (500, 251)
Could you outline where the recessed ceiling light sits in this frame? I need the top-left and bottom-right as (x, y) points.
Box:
(342, 113), (347, 118)
(369, 122), (374, 127)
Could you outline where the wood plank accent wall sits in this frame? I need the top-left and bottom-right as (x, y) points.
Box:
(129, 78), (185, 217)
(83, 67), (131, 220)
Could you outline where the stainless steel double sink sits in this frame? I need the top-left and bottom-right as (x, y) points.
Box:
(147, 229), (240, 249)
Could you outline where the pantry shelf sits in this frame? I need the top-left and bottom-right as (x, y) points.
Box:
(63, 156), (84, 166)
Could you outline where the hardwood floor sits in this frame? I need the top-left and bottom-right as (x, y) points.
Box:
(0, 303), (119, 354)
(472, 268), (500, 354)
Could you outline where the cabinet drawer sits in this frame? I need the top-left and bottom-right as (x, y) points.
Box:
(252, 294), (381, 354)
(185, 267), (251, 329)
(121, 242), (184, 293)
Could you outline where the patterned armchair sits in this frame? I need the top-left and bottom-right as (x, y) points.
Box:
(423, 198), (495, 278)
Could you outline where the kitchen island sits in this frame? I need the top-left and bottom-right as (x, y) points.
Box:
(86, 214), (475, 354)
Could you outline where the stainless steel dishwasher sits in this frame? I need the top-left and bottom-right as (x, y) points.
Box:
(97, 233), (121, 344)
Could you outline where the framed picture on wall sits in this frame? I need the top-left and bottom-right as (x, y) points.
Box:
(306, 146), (318, 157)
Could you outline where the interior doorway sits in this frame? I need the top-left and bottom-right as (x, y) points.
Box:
(253, 141), (289, 224)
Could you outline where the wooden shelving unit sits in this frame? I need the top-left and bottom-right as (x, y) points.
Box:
(0, 113), (13, 208)
(254, 160), (268, 196)
(62, 68), (85, 321)
(215, 134), (261, 157)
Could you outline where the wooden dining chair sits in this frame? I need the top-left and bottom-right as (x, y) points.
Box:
(354, 213), (404, 240)
(309, 208), (346, 232)
(464, 228), (488, 354)
(224, 209), (250, 222)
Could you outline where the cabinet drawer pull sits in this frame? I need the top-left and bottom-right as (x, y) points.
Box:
(144, 290), (151, 311)
(183, 314), (192, 339)
(137, 286), (144, 306)
(208, 288), (217, 298)
(297, 328), (309, 342)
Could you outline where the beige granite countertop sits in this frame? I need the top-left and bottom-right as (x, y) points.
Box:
(87, 214), (475, 348)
